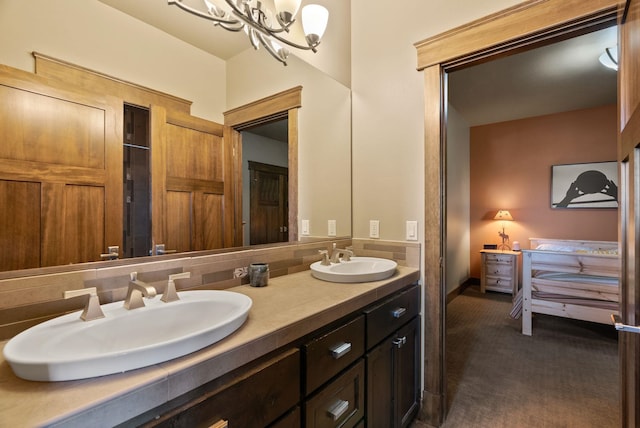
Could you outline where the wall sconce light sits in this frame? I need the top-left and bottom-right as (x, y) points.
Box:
(493, 209), (513, 251)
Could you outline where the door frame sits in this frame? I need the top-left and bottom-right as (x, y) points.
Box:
(224, 87), (301, 246)
(414, 0), (621, 425)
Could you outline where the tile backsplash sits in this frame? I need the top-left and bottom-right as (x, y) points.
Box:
(0, 239), (419, 340)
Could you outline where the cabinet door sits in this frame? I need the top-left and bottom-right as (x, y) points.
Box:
(366, 335), (394, 428)
(395, 317), (421, 428)
(366, 316), (421, 428)
(151, 107), (232, 252)
(0, 66), (121, 270)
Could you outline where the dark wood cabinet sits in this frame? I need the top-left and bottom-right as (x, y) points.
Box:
(123, 283), (420, 428)
(365, 285), (421, 428)
(304, 360), (365, 428)
(134, 349), (300, 428)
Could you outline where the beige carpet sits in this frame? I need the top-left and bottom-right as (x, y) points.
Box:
(439, 286), (619, 427)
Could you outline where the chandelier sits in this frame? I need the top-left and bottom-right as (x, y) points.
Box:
(168, 0), (329, 65)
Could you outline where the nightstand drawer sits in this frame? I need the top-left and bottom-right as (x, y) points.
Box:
(484, 264), (513, 277)
(484, 276), (513, 289)
(484, 253), (515, 264)
(480, 250), (520, 295)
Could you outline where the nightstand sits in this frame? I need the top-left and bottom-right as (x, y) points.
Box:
(480, 250), (520, 295)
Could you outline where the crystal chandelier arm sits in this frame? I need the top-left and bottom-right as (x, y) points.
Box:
(168, 0), (244, 30)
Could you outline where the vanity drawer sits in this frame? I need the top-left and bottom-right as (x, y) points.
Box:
(305, 359), (365, 428)
(304, 315), (365, 394)
(365, 284), (420, 349)
(144, 348), (300, 428)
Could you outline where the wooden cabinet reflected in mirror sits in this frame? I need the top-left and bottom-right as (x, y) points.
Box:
(0, 57), (299, 272)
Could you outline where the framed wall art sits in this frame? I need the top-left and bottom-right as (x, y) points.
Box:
(551, 161), (618, 209)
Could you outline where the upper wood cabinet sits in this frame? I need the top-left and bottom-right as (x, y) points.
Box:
(0, 61), (235, 271)
(0, 65), (122, 270)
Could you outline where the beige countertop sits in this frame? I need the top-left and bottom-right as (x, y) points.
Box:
(0, 267), (419, 427)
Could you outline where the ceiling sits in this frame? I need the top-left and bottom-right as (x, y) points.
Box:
(99, 1), (617, 128)
(448, 26), (618, 126)
(99, 0), (252, 59)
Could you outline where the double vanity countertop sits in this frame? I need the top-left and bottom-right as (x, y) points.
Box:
(0, 266), (419, 427)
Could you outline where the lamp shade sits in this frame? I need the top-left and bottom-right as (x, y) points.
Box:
(302, 4), (329, 39)
(274, 0), (302, 17)
(494, 210), (513, 221)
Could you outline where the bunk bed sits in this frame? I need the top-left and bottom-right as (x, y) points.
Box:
(520, 238), (620, 336)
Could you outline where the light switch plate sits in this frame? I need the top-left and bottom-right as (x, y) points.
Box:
(301, 219), (310, 236)
(406, 220), (418, 241)
(369, 220), (380, 238)
(328, 220), (336, 236)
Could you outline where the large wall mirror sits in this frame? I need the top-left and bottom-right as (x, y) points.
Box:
(0, 0), (351, 275)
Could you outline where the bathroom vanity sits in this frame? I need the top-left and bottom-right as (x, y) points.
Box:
(0, 266), (420, 427)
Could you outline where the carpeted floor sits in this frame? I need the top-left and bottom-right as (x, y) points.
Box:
(438, 286), (619, 427)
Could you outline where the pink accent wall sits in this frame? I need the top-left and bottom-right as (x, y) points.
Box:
(469, 104), (618, 278)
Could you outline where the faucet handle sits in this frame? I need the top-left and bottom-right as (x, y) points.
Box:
(63, 287), (105, 322)
(169, 272), (191, 281)
(318, 250), (331, 266)
(162, 272), (191, 303)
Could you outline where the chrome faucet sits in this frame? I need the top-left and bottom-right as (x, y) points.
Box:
(63, 287), (105, 321)
(330, 243), (354, 263)
(124, 272), (157, 310)
(161, 272), (191, 303)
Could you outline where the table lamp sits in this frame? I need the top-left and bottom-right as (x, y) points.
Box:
(494, 209), (513, 250)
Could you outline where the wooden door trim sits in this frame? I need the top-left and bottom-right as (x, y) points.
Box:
(223, 86), (302, 127)
(415, 0), (619, 70)
(33, 52), (192, 113)
(223, 87), (301, 244)
(415, 0), (620, 425)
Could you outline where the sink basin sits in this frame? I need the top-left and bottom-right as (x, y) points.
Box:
(3, 290), (252, 382)
(310, 257), (398, 283)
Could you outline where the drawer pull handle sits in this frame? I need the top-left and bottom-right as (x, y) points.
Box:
(327, 399), (349, 421)
(392, 307), (406, 318)
(393, 336), (407, 348)
(330, 342), (352, 359)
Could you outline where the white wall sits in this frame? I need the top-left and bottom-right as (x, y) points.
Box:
(350, 0), (525, 246)
(227, 50), (352, 239)
(446, 105), (471, 294)
(0, 0), (227, 122)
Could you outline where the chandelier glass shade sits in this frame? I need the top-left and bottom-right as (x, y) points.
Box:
(168, 0), (329, 65)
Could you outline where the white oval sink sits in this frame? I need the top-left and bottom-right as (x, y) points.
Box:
(3, 290), (252, 382)
(310, 257), (398, 283)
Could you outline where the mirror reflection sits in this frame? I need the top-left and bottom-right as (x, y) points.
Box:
(0, 0), (351, 275)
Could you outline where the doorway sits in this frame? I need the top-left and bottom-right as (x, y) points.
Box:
(414, 2), (620, 425)
(445, 25), (618, 423)
(241, 118), (289, 246)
